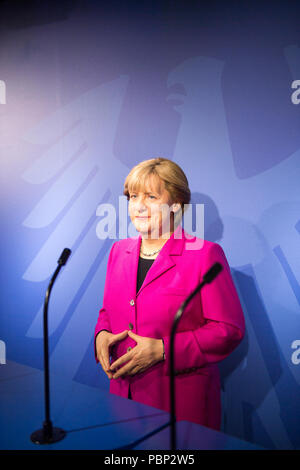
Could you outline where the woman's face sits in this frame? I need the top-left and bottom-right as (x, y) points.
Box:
(128, 178), (174, 239)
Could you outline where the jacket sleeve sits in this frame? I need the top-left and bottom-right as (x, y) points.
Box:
(162, 243), (245, 375)
(94, 242), (116, 363)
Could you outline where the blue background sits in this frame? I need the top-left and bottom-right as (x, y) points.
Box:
(0, 0), (299, 450)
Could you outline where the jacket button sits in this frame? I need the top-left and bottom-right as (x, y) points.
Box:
(128, 323), (134, 330)
(130, 299), (135, 306)
(127, 347), (132, 352)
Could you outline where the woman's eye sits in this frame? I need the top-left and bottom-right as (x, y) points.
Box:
(129, 194), (156, 200)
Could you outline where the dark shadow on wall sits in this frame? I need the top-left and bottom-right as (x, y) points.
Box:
(220, 268), (282, 449)
(188, 192), (224, 243)
(188, 192), (284, 449)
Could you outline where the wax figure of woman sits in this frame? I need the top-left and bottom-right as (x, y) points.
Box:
(94, 158), (245, 430)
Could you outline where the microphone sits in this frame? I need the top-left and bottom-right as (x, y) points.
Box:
(30, 248), (72, 445)
(169, 262), (223, 450)
(202, 262), (222, 284)
(58, 248), (71, 266)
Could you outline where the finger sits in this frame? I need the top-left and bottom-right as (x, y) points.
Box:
(98, 353), (113, 379)
(110, 351), (132, 371)
(96, 337), (110, 371)
(98, 349), (107, 371)
(127, 330), (141, 341)
(100, 343), (111, 371)
(128, 366), (141, 376)
(112, 361), (134, 379)
(110, 330), (128, 346)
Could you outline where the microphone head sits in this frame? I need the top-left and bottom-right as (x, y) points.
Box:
(203, 262), (222, 284)
(57, 248), (72, 266)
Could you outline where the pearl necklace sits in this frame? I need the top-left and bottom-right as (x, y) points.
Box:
(140, 246), (162, 257)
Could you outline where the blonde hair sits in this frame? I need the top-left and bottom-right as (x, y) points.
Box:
(123, 158), (191, 218)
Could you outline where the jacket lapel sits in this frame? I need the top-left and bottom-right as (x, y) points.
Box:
(123, 225), (185, 297)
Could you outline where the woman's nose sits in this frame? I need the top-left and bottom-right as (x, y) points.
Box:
(137, 200), (147, 211)
(136, 195), (148, 211)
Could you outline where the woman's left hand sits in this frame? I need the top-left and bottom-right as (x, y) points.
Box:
(109, 330), (164, 379)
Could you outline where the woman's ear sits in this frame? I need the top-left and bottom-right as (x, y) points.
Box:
(171, 203), (181, 214)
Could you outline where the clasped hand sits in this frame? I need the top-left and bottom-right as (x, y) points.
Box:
(96, 329), (164, 379)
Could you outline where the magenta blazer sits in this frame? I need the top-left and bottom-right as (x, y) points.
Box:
(94, 225), (245, 430)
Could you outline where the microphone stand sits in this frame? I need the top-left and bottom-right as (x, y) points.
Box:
(31, 248), (71, 445)
(169, 262), (223, 450)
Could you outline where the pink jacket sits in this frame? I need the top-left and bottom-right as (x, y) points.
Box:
(94, 225), (245, 430)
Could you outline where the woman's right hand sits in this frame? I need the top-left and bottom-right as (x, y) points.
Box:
(96, 330), (128, 379)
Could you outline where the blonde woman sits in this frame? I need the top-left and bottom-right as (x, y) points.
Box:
(94, 158), (245, 430)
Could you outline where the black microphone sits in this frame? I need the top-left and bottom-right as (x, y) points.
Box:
(30, 248), (72, 445)
(169, 262), (223, 450)
(202, 261), (222, 284)
(58, 248), (71, 266)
